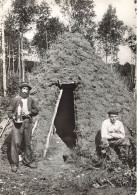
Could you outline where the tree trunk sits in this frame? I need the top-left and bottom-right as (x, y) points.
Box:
(21, 33), (25, 81)
(106, 53), (107, 64)
(46, 30), (48, 50)
(2, 20), (7, 97)
(105, 37), (108, 64)
(68, 0), (72, 32)
(18, 39), (21, 79)
(13, 48), (14, 75)
(8, 42), (11, 77)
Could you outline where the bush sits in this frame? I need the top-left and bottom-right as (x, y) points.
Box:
(0, 73), (19, 97)
(6, 73), (19, 96)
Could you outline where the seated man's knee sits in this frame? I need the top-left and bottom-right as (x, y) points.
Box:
(122, 137), (130, 146)
(125, 138), (130, 146)
(101, 137), (109, 148)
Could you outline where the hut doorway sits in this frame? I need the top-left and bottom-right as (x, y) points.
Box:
(54, 83), (77, 148)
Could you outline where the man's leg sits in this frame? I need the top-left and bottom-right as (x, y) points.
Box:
(113, 138), (130, 164)
(101, 138), (111, 158)
(22, 119), (34, 166)
(11, 122), (23, 172)
(113, 138), (130, 146)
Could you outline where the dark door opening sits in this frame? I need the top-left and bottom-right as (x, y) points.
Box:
(54, 83), (77, 148)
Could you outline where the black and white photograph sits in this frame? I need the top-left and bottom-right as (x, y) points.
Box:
(0, 0), (136, 194)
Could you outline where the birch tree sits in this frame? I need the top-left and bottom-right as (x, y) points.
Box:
(11, 0), (37, 81)
(56, 0), (96, 46)
(97, 4), (126, 64)
(32, 2), (66, 52)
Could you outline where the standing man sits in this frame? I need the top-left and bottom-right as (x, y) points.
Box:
(8, 82), (39, 172)
(101, 109), (130, 162)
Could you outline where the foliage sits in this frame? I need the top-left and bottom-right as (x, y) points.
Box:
(6, 73), (20, 96)
(5, 19), (30, 52)
(0, 96), (11, 112)
(0, 73), (19, 115)
(71, 0), (96, 45)
(3, 0), (37, 89)
(114, 62), (135, 91)
(32, 2), (66, 52)
(5, 14), (20, 47)
(4, 16), (31, 86)
(12, 0), (37, 33)
(0, 71), (19, 96)
(4, 14), (19, 72)
(58, 0), (96, 46)
(125, 29), (136, 54)
(97, 4), (126, 63)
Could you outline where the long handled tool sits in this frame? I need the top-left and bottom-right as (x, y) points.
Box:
(43, 89), (63, 158)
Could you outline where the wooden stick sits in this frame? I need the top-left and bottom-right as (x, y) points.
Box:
(32, 120), (38, 136)
(106, 179), (115, 187)
(43, 89), (63, 158)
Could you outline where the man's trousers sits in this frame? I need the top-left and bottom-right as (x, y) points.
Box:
(101, 137), (130, 160)
(11, 118), (33, 166)
(102, 137), (130, 148)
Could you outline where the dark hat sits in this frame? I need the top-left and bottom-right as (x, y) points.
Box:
(107, 109), (119, 115)
(19, 82), (32, 90)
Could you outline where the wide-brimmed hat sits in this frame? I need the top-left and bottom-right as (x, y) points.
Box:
(107, 109), (119, 115)
(19, 82), (32, 90)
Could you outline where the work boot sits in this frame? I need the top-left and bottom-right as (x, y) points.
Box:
(11, 164), (18, 173)
(101, 146), (111, 158)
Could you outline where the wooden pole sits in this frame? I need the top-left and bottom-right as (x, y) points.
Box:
(2, 19), (6, 96)
(43, 89), (63, 158)
(32, 120), (38, 136)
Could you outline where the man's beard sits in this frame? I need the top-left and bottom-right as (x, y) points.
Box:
(20, 91), (29, 98)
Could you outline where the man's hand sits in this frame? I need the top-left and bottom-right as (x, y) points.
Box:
(114, 130), (120, 134)
(111, 133), (121, 139)
(12, 115), (16, 120)
(22, 111), (31, 120)
(22, 111), (31, 117)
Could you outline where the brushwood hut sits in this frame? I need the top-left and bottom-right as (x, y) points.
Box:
(28, 32), (135, 159)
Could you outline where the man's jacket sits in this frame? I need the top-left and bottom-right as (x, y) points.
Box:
(8, 96), (39, 120)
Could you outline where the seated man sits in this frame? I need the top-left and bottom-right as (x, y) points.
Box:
(101, 109), (130, 162)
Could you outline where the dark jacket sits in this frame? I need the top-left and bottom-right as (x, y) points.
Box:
(8, 96), (39, 120)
